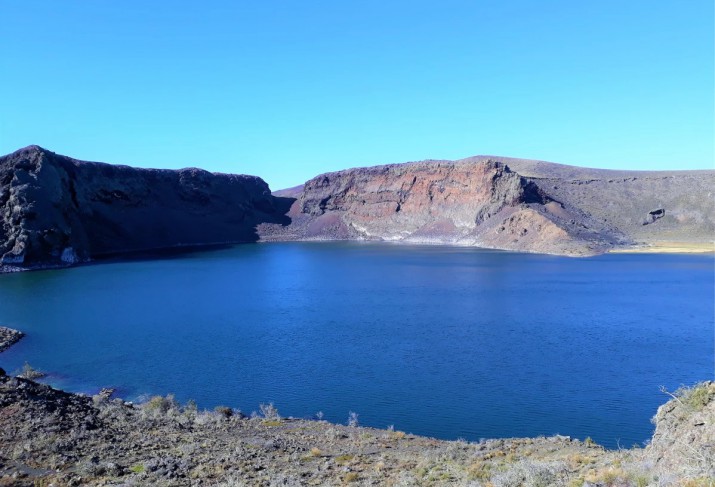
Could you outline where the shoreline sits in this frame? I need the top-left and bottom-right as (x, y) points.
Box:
(0, 326), (24, 353)
(2, 239), (714, 275)
(608, 241), (715, 254)
(0, 326), (712, 484)
(0, 374), (711, 486)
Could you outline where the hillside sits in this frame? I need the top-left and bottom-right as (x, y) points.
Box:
(1, 146), (712, 272)
(260, 156), (715, 256)
(0, 361), (712, 485)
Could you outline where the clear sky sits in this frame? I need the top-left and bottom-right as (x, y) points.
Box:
(1, 1), (713, 190)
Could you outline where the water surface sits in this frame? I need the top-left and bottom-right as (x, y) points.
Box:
(0, 242), (712, 448)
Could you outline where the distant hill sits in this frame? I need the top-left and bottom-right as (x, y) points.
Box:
(1, 146), (712, 271)
(260, 156), (715, 256)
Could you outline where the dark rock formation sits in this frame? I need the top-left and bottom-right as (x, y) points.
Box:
(643, 208), (665, 225)
(646, 382), (715, 479)
(0, 146), (288, 271)
(0, 326), (24, 353)
(261, 156), (715, 256)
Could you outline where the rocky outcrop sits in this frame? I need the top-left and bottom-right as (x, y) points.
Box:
(0, 146), (288, 271)
(0, 372), (711, 485)
(0, 326), (24, 353)
(645, 382), (715, 480)
(260, 159), (632, 255)
(261, 156), (715, 256)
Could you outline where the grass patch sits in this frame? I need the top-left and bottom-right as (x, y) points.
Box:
(129, 464), (145, 474)
(682, 479), (715, 487)
(676, 383), (714, 411)
(467, 460), (492, 480)
(583, 466), (651, 486)
(144, 394), (179, 414)
(335, 454), (354, 465)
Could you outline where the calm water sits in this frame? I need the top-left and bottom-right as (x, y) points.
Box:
(0, 242), (712, 448)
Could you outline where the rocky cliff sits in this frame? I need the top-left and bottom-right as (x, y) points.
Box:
(0, 146), (287, 271)
(260, 156), (715, 256)
(2, 146), (712, 270)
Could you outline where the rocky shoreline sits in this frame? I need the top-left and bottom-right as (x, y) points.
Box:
(0, 334), (713, 486)
(0, 326), (24, 353)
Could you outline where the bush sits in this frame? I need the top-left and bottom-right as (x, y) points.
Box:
(259, 402), (280, 420)
(214, 406), (233, 419)
(18, 362), (45, 380)
(347, 411), (359, 427)
(491, 459), (568, 487)
(675, 382), (714, 411)
(143, 394), (179, 414)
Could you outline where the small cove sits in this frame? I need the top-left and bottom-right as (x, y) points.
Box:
(0, 242), (712, 448)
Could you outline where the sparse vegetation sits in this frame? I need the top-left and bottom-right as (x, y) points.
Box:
(343, 471), (359, 482)
(675, 382), (714, 411)
(335, 454), (354, 465)
(143, 394), (179, 414)
(0, 375), (711, 485)
(18, 362), (45, 380)
(259, 402), (280, 420)
(214, 405), (233, 418)
(347, 411), (359, 427)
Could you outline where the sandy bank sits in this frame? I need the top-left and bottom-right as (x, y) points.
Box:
(609, 241), (715, 254)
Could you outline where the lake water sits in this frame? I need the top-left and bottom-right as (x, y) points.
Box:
(0, 242), (712, 448)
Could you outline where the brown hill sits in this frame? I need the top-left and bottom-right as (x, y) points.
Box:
(261, 156), (715, 256)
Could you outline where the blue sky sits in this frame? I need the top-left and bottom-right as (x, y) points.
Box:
(1, 1), (712, 189)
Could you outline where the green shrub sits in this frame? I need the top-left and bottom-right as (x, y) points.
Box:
(144, 394), (179, 414)
(676, 383), (714, 411)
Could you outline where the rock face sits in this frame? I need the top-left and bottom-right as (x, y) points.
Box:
(260, 156), (715, 256)
(645, 382), (715, 479)
(2, 146), (712, 268)
(0, 326), (24, 353)
(0, 146), (288, 270)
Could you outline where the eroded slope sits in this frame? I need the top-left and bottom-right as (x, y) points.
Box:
(261, 156), (714, 256)
(261, 159), (631, 256)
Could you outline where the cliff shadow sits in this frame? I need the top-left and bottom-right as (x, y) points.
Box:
(270, 196), (297, 226)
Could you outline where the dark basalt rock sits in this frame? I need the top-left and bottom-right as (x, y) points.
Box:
(0, 146), (290, 271)
(643, 208), (666, 225)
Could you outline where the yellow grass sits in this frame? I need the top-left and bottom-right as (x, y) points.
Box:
(609, 241), (715, 254)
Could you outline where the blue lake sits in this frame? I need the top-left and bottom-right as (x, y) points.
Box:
(0, 242), (712, 448)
